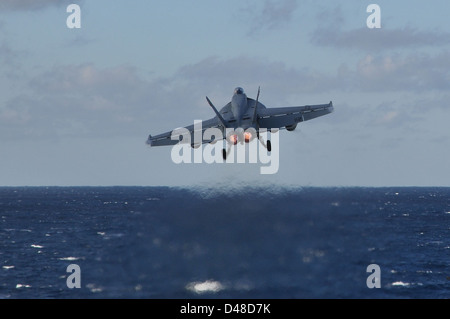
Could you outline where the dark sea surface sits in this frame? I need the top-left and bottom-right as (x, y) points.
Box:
(0, 186), (448, 299)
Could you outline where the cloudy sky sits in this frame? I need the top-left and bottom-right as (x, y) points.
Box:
(0, 0), (449, 187)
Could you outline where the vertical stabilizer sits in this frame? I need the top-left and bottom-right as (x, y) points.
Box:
(206, 96), (228, 128)
(252, 86), (261, 124)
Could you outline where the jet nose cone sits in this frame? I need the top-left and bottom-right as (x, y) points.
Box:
(234, 87), (244, 95)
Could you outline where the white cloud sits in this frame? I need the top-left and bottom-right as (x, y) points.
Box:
(1, 64), (152, 140)
(177, 52), (450, 96)
(352, 52), (450, 92)
(0, 57), (330, 141)
(311, 26), (450, 51)
(175, 56), (333, 96)
(1, 52), (449, 142)
(242, 0), (298, 36)
(380, 111), (398, 123)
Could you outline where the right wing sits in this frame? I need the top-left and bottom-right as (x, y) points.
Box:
(257, 102), (333, 129)
(147, 117), (223, 147)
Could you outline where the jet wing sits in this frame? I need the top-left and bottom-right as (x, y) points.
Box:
(147, 117), (222, 147)
(257, 102), (333, 129)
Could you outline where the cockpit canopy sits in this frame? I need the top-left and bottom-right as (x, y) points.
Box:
(234, 87), (244, 95)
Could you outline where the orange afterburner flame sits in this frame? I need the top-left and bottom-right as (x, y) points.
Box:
(244, 132), (252, 143)
(229, 134), (238, 145)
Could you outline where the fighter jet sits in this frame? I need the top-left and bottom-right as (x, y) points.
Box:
(146, 87), (333, 160)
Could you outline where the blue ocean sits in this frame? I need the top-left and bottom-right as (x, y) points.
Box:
(0, 187), (448, 299)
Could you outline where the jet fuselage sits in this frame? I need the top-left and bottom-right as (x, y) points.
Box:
(231, 87), (249, 128)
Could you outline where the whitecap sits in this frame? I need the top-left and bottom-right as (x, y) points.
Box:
(16, 284), (31, 288)
(30, 244), (44, 248)
(2, 266), (14, 270)
(103, 233), (124, 239)
(186, 280), (224, 294)
(392, 281), (410, 287)
(86, 283), (103, 293)
(58, 257), (80, 261)
(330, 202), (340, 207)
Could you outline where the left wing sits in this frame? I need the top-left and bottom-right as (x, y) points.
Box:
(257, 102), (333, 129)
(147, 117), (222, 147)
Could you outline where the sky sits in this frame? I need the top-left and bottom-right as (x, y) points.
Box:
(0, 0), (449, 187)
